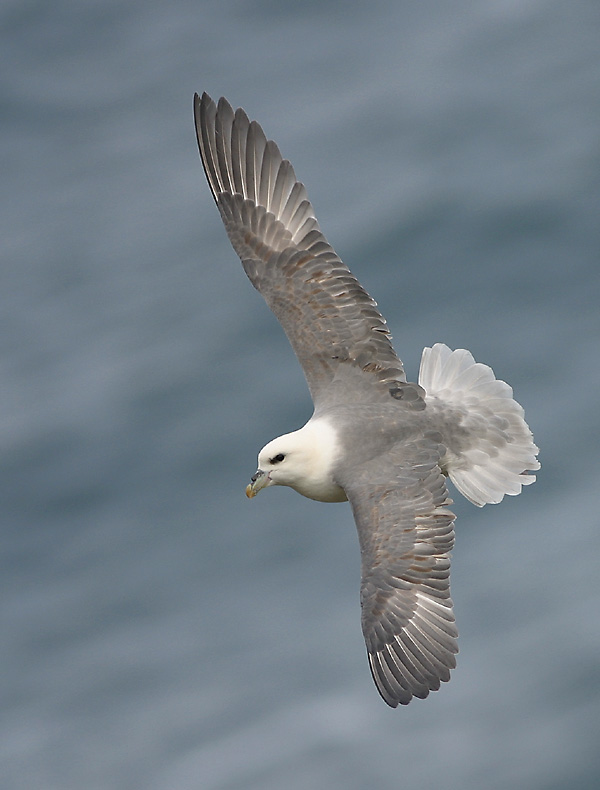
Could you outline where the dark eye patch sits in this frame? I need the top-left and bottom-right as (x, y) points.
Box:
(270, 453), (285, 464)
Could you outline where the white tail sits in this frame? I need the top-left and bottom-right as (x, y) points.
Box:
(419, 343), (540, 507)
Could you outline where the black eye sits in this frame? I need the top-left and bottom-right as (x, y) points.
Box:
(270, 453), (285, 464)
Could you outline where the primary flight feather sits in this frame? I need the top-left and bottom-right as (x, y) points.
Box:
(194, 92), (539, 706)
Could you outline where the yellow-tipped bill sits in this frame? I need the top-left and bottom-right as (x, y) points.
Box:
(246, 469), (269, 498)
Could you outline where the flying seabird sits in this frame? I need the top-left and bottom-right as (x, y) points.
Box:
(194, 92), (539, 707)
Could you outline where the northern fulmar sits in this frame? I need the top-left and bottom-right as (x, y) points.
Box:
(194, 92), (539, 707)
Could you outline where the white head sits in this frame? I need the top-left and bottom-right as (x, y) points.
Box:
(245, 418), (347, 503)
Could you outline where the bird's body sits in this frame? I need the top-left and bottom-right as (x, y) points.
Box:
(194, 92), (539, 706)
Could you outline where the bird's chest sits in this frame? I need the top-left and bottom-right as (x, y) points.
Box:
(290, 476), (348, 503)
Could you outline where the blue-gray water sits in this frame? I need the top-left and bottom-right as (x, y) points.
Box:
(2, 1), (599, 788)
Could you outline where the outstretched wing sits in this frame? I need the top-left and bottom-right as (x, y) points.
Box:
(194, 92), (406, 409)
(341, 435), (458, 707)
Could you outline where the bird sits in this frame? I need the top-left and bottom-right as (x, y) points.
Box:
(193, 92), (539, 707)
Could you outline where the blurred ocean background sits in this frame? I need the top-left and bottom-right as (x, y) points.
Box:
(2, 1), (599, 788)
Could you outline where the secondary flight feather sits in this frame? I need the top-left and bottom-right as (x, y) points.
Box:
(194, 92), (539, 706)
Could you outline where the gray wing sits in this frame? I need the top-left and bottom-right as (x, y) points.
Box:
(341, 435), (458, 707)
(194, 92), (406, 408)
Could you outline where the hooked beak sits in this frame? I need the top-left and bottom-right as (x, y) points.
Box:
(245, 469), (270, 498)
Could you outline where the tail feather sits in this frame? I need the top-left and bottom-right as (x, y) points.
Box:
(419, 344), (539, 507)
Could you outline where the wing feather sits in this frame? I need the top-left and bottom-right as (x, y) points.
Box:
(245, 121), (266, 205)
(230, 108), (249, 195)
(270, 157), (294, 218)
(214, 98), (235, 194)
